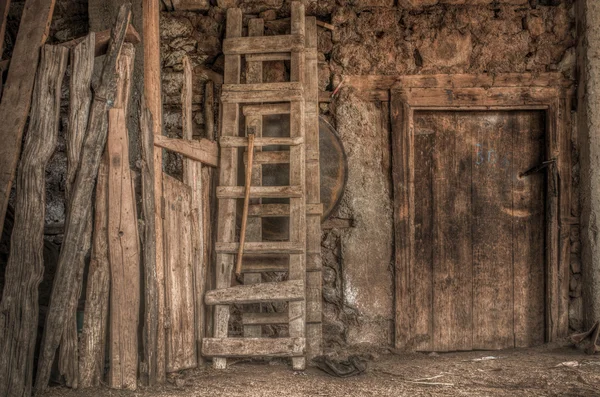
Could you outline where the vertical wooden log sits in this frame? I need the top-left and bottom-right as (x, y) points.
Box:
(0, 0), (11, 60)
(59, 32), (95, 390)
(78, 155), (110, 388)
(107, 107), (140, 391)
(182, 56), (204, 366)
(204, 80), (215, 140)
(203, 80), (215, 340)
(0, 0), (56, 234)
(143, 0), (166, 382)
(140, 103), (158, 385)
(0, 44), (68, 397)
(34, 6), (131, 393)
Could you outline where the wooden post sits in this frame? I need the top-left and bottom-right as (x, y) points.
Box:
(143, 0), (166, 382)
(0, 0), (10, 60)
(59, 32), (95, 390)
(0, 0), (56, 235)
(140, 103), (159, 385)
(204, 80), (215, 140)
(0, 44), (68, 397)
(34, 6), (131, 393)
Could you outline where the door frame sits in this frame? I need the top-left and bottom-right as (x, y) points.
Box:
(391, 73), (574, 350)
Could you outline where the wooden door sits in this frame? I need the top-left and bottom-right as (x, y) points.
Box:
(406, 110), (545, 352)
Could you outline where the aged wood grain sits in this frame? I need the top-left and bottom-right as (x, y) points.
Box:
(202, 338), (305, 357)
(0, 0), (56, 235)
(154, 135), (218, 166)
(34, 6), (131, 393)
(0, 0), (10, 59)
(163, 174), (196, 372)
(0, 44), (67, 397)
(60, 25), (140, 57)
(205, 280), (305, 305)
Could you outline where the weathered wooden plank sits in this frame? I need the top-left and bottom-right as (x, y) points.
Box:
(242, 312), (288, 325)
(223, 82), (303, 93)
(223, 34), (304, 55)
(216, 242), (304, 254)
(170, 0), (209, 10)
(35, 7), (131, 393)
(107, 107), (140, 390)
(221, 89), (303, 103)
(0, 0), (10, 60)
(78, 155), (109, 388)
(243, 103), (291, 116)
(213, 7), (242, 370)
(241, 255), (289, 273)
(154, 135), (218, 167)
(0, 0), (57, 235)
(410, 112), (435, 351)
(216, 185), (303, 199)
(220, 136), (303, 147)
(162, 174), (196, 372)
(247, 203), (322, 217)
(431, 112), (473, 352)
(0, 44), (67, 397)
(143, 0), (166, 382)
(60, 25), (140, 57)
(513, 111), (545, 348)
(182, 55), (203, 368)
(59, 32), (95, 389)
(204, 80), (215, 139)
(205, 280), (305, 305)
(202, 338), (305, 358)
(558, 96), (571, 338)
(471, 112), (512, 350)
(246, 52), (291, 62)
(246, 151), (290, 165)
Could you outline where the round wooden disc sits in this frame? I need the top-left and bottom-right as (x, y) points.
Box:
(319, 116), (348, 220)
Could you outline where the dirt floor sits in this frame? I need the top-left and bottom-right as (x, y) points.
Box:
(42, 341), (600, 397)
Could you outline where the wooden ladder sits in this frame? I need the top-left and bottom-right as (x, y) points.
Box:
(202, 2), (311, 370)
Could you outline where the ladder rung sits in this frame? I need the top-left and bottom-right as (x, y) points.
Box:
(220, 136), (303, 147)
(223, 34), (304, 55)
(246, 52), (291, 62)
(204, 279), (304, 305)
(215, 241), (304, 254)
(217, 186), (302, 199)
(248, 203), (323, 217)
(245, 151), (290, 165)
(202, 337), (305, 357)
(241, 254), (289, 273)
(223, 82), (303, 93)
(221, 83), (303, 104)
(242, 312), (289, 325)
(243, 103), (291, 116)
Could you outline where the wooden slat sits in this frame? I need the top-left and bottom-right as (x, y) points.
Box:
(216, 241), (304, 254)
(220, 136), (303, 147)
(170, 0), (209, 10)
(202, 338), (305, 357)
(221, 88), (303, 104)
(217, 185), (302, 199)
(246, 52), (291, 62)
(248, 203), (322, 217)
(107, 107), (140, 390)
(163, 174), (197, 372)
(223, 82), (303, 92)
(0, 0), (57, 235)
(154, 135), (218, 167)
(223, 34), (304, 55)
(247, 151), (290, 165)
(205, 280), (304, 305)
(241, 254), (288, 273)
(60, 24), (140, 57)
(242, 312), (288, 325)
(243, 103), (291, 116)
(143, 0), (166, 382)
(212, 7), (242, 370)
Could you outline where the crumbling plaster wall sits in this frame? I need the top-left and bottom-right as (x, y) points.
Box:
(159, 0), (577, 349)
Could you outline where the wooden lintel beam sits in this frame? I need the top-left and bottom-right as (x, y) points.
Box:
(154, 135), (219, 167)
(61, 24), (141, 57)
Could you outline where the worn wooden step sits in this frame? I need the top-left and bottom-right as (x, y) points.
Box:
(242, 312), (289, 326)
(204, 279), (304, 305)
(241, 254), (289, 273)
(220, 136), (303, 148)
(217, 186), (302, 199)
(221, 83), (303, 104)
(202, 337), (305, 357)
(215, 241), (304, 254)
(245, 151), (291, 165)
(223, 34), (304, 55)
(248, 203), (323, 217)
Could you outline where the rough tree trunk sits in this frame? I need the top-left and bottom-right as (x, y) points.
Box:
(0, 44), (68, 397)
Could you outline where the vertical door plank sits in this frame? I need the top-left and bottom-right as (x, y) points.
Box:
(512, 110), (545, 347)
(107, 108), (140, 390)
(471, 112), (514, 350)
(411, 112), (435, 351)
(432, 112), (473, 352)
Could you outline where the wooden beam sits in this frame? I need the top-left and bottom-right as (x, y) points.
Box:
(170, 0), (209, 10)
(0, 0), (57, 237)
(60, 25), (141, 57)
(34, 6), (131, 393)
(0, 44), (67, 397)
(205, 280), (305, 305)
(216, 185), (302, 199)
(215, 242), (304, 255)
(154, 134), (218, 167)
(241, 255), (289, 273)
(202, 338), (305, 358)
(0, 0), (10, 59)
(220, 136), (303, 147)
(223, 34), (304, 55)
